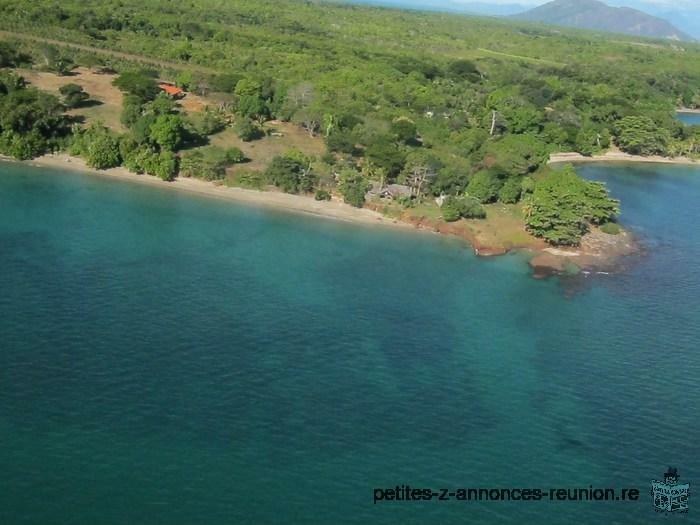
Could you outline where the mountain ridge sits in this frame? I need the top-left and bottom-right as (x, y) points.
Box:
(512, 0), (693, 41)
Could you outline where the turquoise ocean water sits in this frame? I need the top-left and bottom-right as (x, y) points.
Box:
(0, 162), (698, 524)
(678, 112), (700, 126)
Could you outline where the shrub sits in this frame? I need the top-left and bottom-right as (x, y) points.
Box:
(149, 114), (185, 151)
(58, 83), (89, 108)
(123, 145), (155, 174)
(0, 84), (68, 159)
(441, 196), (486, 221)
(179, 146), (238, 181)
(441, 196), (462, 222)
(365, 138), (406, 180)
(0, 130), (47, 160)
(447, 59), (480, 81)
(225, 147), (245, 163)
(265, 155), (317, 194)
(233, 169), (264, 189)
(119, 135), (139, 159)
(326, 131), (356, 154)
(210, 73), (243, 93)
(196, 107), (227, 135)
(175, 70), (194, 91)
(149, 93), (178, 116)
(121, 95), (144, 129)
(498, 177), (523, 204)
(152, 151), (178, 181)
(86, 132), (121, 169)
(460, 197), (487, 219)
(321, 151), (336, 165)
(432, 166), (470, 196)
(521, 176), (535, 195)
(600, 222), (621, 235)
(397, 195), (415, 208)
(234, 118), (264, 141)
(125, 148), (178, 180)
(0, 42), (25, 68)
(467, 169), (502, 203)
(315, 189), (331, 201)
(338, 169), (370, 208)
(390, 118), (417, 144)
(113, 71), (159, 102)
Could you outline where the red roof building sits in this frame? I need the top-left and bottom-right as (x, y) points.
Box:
(158, 83), (185, 98)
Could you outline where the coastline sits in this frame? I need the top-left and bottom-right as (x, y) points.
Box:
(678, 108), (700, 115)
(549, 150), (699, 166)
(1, 152), (641, 276)
(3, 153), (415, 232)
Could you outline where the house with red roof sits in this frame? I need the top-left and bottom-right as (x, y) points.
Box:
(158, 83), (185, 99)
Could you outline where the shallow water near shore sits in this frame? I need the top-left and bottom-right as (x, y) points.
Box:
(678, 112), (700, 126)
(1, 162), (699, 525)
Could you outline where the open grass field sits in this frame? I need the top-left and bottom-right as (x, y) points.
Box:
(208, 122), (326, 174)
(18, 67), (212, 132)
(373, 199), (543, 253)
(461, 202), (542, 250)
(18, 67), (126, 131)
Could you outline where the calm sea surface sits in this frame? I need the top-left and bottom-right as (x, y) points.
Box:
(678, 112), (700, 126)
(0, 162), (698, 524)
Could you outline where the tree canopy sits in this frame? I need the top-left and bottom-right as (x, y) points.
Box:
(0, 73), (69, 160)
(615, 116), (670, 156)
(525, 166), (620, 246)
(113, 71), (160, 102)
(264, 154), (317, 194)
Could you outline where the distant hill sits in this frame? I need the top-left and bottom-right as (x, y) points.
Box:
(333, 0), (527, 16)
(614, 1), (700, 41)
(512, 0), (693, 41)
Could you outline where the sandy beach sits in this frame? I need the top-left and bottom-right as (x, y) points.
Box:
(549, 149), (699, 166)
(3, 153), (414, 231)
(0, 152), (642, 275)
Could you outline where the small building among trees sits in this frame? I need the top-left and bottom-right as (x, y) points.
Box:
(367, 183), (412, 200)
(158, 83), (185, 99)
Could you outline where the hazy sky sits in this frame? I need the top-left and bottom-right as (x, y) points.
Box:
(451, 0), (691, 5)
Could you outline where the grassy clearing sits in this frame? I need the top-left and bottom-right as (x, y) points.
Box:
(18, 67), (212, 132)
(208, 122), (326, 174)
(373, 198), (542, 251)
(18, 67), (126, 130)
(462, 202), (538, 249)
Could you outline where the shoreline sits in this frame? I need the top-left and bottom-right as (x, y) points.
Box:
(3, 153), (416, 232)
(677, 108), (700, 115)
(549, 150), (699, 166)
(1, 153), (642, 277)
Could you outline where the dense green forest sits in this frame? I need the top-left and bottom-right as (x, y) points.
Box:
(0, 0), (699, 245)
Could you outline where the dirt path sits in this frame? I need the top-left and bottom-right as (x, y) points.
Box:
(476, 48), (566, 67)
(0, 30), (218, 74)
